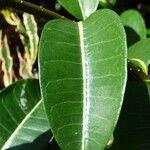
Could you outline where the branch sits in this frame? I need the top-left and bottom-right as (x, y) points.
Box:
(1, 0), (65, 19)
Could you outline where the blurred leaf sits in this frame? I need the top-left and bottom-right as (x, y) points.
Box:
(120, 9), (146, 46)
(0, 31), (13, 87)
(39, 9), (127, 150)
(1, 10), (17, 26)
(58, 0), (99, 20)
(99, 0), (117, 7)
(17, 13), (39, 78)
(129, 59), (148, 75)
(2, 10), (39, 79)
(127, 39), (150, 82)
(128, 38), (150, 67)
(0, 79), (51, 149)
(108, 0), (117, 5)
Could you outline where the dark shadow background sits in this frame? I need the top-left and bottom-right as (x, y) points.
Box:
(7, 130), (61, 150)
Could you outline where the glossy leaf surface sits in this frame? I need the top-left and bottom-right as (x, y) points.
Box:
(39, 9), (127, 150)
(128, 38), (150, 66)
(58, 0), (99, 20)
(120, 9), (147, 40)
(0, 79), (50, 149)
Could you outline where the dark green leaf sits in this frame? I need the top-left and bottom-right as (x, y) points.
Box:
(39, 9), (127, 150)
(127, 39), (150, 82)
(120, 9), (147, 40)
(0, 79), (50, 149)
(128, 38), (150, 67)
(99, 0), (117, 7)
(58, 0), (99, 20)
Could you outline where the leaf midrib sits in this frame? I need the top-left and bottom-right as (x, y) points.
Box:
(2, 100), (42, 150)
(78, 21), (89, 150)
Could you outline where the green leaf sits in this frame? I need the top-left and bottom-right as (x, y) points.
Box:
(128, 39), (150, 82)
(0, 79), (50, 149)
(128, 38), (150, 66)
(39, 9), (127, 150)
(99, 0), (117, 7)
(120, 9), (147, 40)
(1, 10), (39, 79)
(109, 0), (117, 5)
(58, 0), (99, 20)
(0, 32), (13, 87)
(129, 59), (148, 75)
(17, 13), (39, 78)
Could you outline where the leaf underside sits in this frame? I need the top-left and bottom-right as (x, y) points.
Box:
(39, 9), (127, 150)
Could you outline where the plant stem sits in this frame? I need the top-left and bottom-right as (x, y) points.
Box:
(2, 0), (65, 19)
(128, 60), (150, 81)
